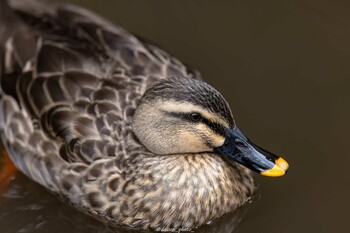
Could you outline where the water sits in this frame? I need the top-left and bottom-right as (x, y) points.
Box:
(1, 0), (350, 232)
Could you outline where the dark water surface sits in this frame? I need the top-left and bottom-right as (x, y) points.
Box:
(1, 0), (350, 232)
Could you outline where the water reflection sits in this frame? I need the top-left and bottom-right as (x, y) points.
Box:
(0, 151), (252, 233)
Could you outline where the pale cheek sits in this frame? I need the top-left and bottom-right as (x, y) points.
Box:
(177, 131), (212, 153)
(195, 124), (225, 148)
(210, 133), (225, 147)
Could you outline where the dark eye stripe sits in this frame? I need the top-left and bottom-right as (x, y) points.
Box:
(201, 117), (226, 136)
(164, 111), (226, 136)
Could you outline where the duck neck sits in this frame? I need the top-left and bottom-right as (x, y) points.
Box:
(123, 153), (255, 229)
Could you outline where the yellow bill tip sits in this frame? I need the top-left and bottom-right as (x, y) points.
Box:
(260, 157), (289, 177)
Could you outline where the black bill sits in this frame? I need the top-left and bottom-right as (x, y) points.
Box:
(215, 126), (289, 177)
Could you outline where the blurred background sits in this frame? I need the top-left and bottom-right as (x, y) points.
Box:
(1, 0), (350, 232)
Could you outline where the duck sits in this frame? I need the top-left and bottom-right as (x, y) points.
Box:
(0, 0), (289, 231)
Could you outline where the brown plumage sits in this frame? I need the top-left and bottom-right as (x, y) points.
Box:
(0, 0), (255, 231)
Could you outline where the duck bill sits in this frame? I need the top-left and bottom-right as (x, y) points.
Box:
(215, 127), (289, 177)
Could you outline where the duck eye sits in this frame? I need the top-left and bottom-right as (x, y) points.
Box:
(190, 113), (202, 122)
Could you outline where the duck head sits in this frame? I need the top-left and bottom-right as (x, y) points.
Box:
(133, 77), (289, 177)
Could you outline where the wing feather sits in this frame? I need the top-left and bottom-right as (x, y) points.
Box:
(1, 0), (200, 166)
